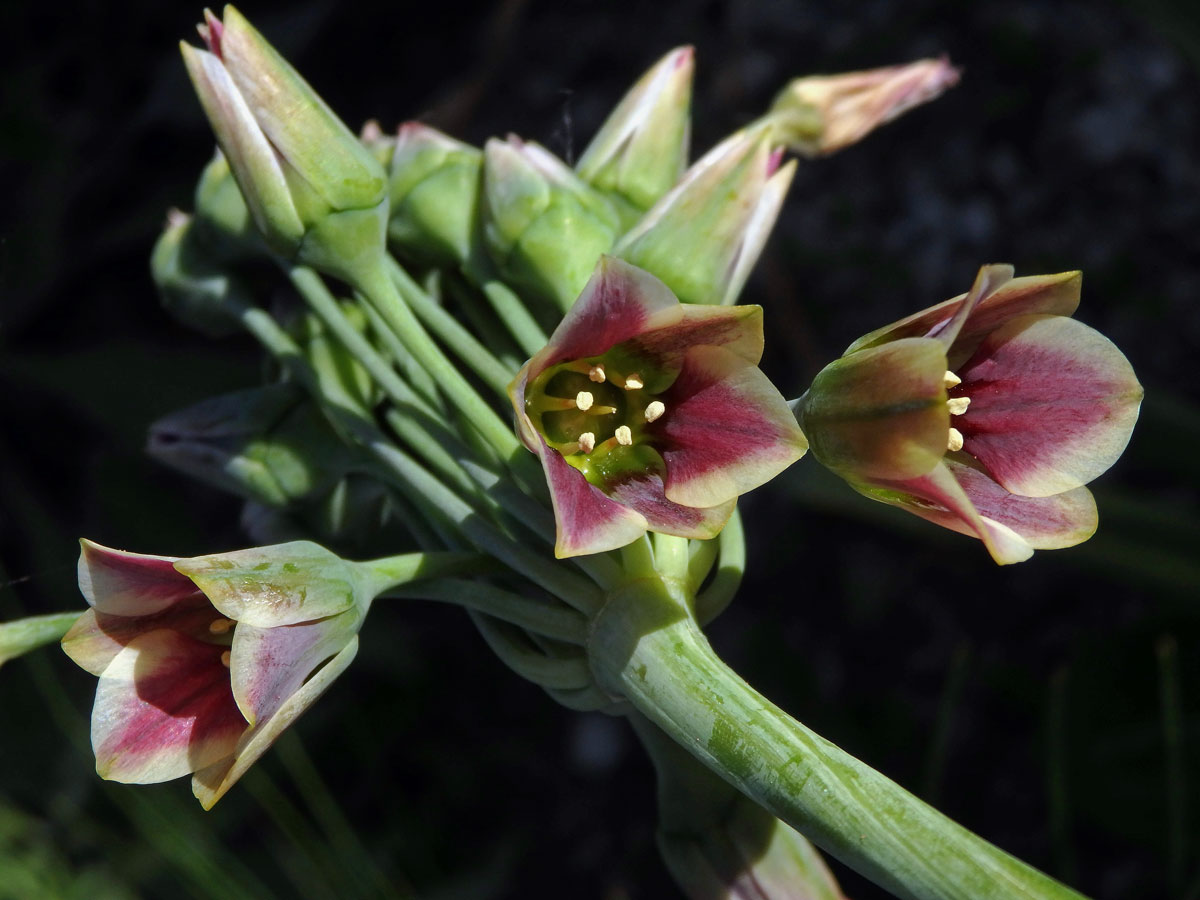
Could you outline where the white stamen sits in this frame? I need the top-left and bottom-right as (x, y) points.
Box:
(946, 396), (971, 416)
(624, 373), (644, 390)
(588, 365), (606, 383)
(947, 427), (964, 452)
(220, 650), (232, 668)
(615, 425), (633, 446)
(575, 391), (594, 411)
(943, 370), (962, 389)
(208, 618), (234, 635)
(644, 400), (665, 423)
(579, 432), (596, 453)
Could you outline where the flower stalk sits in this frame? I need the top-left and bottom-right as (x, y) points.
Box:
(587, 574), (1088, 900)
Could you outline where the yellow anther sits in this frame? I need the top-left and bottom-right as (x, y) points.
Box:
(579, 432), (596, 453)
(943, 370), (962, 389)
(220, 650), (232, 668)
(947, 427), (964, 452)
(588, 365), (606, 383)
(615, 425), (633, 446)
(624, 373), (644, 390)
(946, 396), (970, 416)
(575, 391), (594, 411)
(208, 618), (234, 635)
(644, 400), (665, 423)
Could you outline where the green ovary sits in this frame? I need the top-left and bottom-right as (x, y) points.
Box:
(525, 354), (666, 489)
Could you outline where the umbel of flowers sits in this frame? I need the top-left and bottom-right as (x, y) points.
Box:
(0, 6), (1144, 900)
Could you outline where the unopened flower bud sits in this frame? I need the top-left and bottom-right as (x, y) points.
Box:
(482, 136), (621, 311)
(180, 6), (389, 282)
(765, 57), (960, 157)
(147, 384), (351, 507)
(576, 46), (694, 226)
(150, 211), (255, 338)
(615, 130), (795, 306)
(387, 122), (483, 267)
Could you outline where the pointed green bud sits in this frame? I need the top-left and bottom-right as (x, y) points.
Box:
(615, 130), (795, 305)
(575, 47), (693, 226)
(191, 150), (264, 261)
(764, 57), (960, 157)
(482, 136), (621, 311)
(387, 122), (483, 267)
(150, 210), (255, 338)
(148, 384), (352, 507)
(180, 6), (389, 282)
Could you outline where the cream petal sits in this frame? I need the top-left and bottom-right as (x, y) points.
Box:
(77, 540), (200, 617)
(192, 637), (359, 810)
(91, 630), (246, 784)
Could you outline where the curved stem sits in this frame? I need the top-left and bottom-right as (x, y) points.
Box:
(469, 611), (592, 689)
(695, 508), (745, 626)
(588, 576), (1089, 900)
(385, 577), (588, 644)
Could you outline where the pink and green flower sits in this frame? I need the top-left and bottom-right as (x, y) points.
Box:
(61, 539), (381, 808)
(510, 256), (807, 558)
(794, 264), (1143, 563)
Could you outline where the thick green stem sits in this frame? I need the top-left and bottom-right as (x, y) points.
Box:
(588, 576), (1089, 900)
(0, 611), (83, 666)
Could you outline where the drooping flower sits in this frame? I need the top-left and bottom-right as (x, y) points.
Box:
(793, 265), (1143, 564)
(61, 539), (388, 808)
(510, 256), (807, 558)
(180, 6), (388, 282)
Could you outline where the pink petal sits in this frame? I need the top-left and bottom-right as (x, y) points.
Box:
(927, 264), (1014, 350)
(608, 472), (735, 540)
(954, 314), (1143, 497)
(540, 440), (648, 558)
(78, 540), (200, 617)
(847, 271), (1081, 360)
(658, 345), (808, 508)
(62, 596), (223, 676)
(193, 637), (359, 810)
(862, 461), (1035, 565)
(229, 613), (360, 726)
(627, 304), (764, 369)
(91, 629), (246, 784)
(943, 456), (1098, 550)
(534, 256), (682, 371)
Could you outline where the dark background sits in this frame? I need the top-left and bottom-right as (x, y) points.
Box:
(2, 1), (1198, 898)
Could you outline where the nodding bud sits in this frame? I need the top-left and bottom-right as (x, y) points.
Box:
(765, 57), (961, 157)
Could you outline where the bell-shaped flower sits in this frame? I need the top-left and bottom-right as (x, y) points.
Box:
(180, 6), (388, 283)
(765, 57), (960, 157)
(614, 129), (796, 307)
(793, 265), (1143, 564)
(60, 539), (392, 808)
(387, 122), (484, 267)
(510, 256), (807, 557)
(575, 46), (694, 226)
(482, 136), (622, 311)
